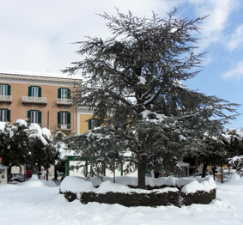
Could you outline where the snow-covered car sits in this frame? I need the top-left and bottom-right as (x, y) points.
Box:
(38, 172), (46, 179)
(10, 173), (25, 182)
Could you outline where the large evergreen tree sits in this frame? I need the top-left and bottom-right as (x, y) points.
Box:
(63, 10), (239, 189)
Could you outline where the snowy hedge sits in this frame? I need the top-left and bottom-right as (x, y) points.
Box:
(59, 176), (216, 207)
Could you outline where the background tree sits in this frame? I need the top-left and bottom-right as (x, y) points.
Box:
(198, 136), (226, 179)
(29, 134), (60, 180)
(53, 131), (68, 180)
(0, 123), (32, 178)
(222, 129), (243, 178)
(63, 9), (239, 189)
(0, 121), (60, 180)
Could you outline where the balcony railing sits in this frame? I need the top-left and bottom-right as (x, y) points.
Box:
(0, 95), (12, 103)
(56, 98), (72, 105)
(56, 124), (71, 131)
(22, 96), (47, 104)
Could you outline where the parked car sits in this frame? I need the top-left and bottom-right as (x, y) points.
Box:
(38, 172), (46, 179)
(10, 173), (25, 182)
(25, 170), (32, 178)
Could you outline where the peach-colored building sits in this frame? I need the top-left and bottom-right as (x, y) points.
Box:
(0, 73), (80, 135)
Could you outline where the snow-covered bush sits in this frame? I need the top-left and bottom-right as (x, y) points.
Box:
(229, 156), (243, 177)
(59, 176), (216, 207)
(0, 120), (60, 174)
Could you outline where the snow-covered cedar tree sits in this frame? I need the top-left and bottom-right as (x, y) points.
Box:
(63, 9), (239, 189)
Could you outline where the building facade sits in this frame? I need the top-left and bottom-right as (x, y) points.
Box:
(77, 106), (94, 134)
(0, 73), (80, 135)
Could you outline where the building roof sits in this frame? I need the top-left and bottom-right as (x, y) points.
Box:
(0, 72), (82, 86)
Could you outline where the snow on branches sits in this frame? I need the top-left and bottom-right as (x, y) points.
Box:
(229, 156), (243, 177)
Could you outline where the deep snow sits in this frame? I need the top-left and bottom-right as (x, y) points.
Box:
(0, 174), (243, 225)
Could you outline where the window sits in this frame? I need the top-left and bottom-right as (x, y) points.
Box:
(0, 109), (10, 122)
(58, 111), (71, 125)
(57, 111), (71, 130)
(0, 84), (11, 96)
(61, 89), (68, 98)
(88, 119), (101, 130)
(27, 110), (42, 124)
(32, 87), (39, 97)
(58, 88), (70, 99)
(28, 86), (41, 97)
(31, 111), (38, 123)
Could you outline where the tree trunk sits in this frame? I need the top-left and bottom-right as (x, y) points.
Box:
(221, 161), (224, 183)
(54, 167), (57, 180)
(202, 161), (208, 178)
(137, 161), (146, 189)
(19, 165), (22, 174)
(7, 165), (12, 182)
(46, 169), (49, 181)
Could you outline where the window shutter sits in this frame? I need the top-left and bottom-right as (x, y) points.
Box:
(67, 88), (71, 99)
(7, 85), (11, 95)
(38, 111), (42, 124)
(7, 110), (11, 122)
(38, 87), (42, 97)
(28, 86), (32, 96)
(27, 111), (31, 122)
(67, 112), (71, 124)
(58, 88), (61, 98)
(57, 112), (61, 124)
(88, 119), (92, 130)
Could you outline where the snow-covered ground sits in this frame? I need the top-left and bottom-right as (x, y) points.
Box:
(1, 174), (243, 225)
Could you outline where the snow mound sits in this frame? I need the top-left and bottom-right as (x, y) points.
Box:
(60, 176), (193, 194)
(87, 176), (207, 189)
(20, 175), (57, 187)
(227, 173), (243, 185)
(95, 180), (178, 194)
(60, 176), (94, 193)
(96, 180), (132, 193)
(181, 177), (216, 194)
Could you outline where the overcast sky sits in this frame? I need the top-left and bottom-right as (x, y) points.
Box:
(1, 0), (243, 129)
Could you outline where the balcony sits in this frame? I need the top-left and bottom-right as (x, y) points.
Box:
(56, 98), (72, 105)
(0, 95), (12, 103)
(22, 96), (47, 104)
(56, 124), (72, 131)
